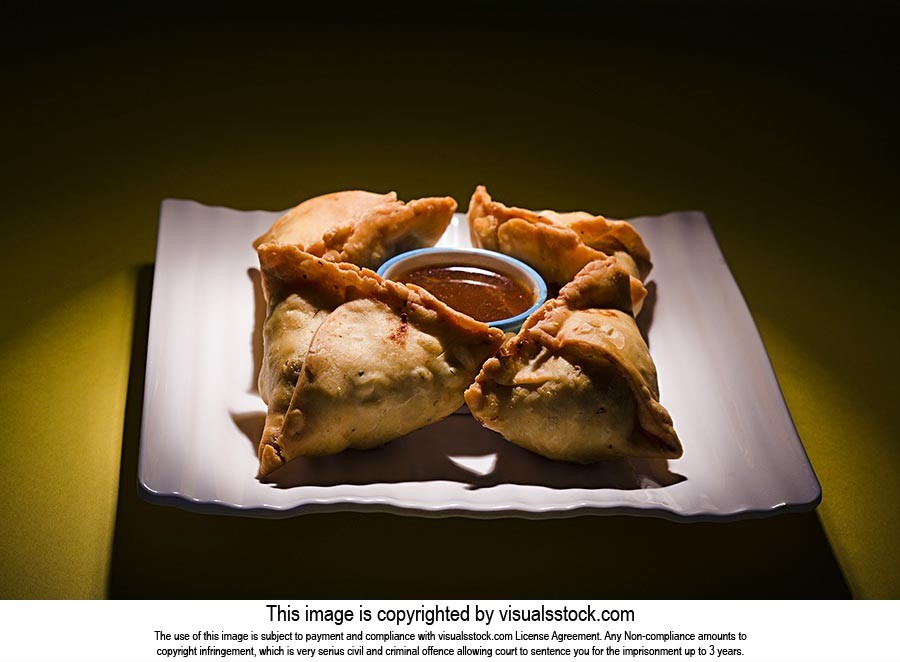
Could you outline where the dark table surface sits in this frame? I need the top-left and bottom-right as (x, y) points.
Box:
(1, 3), (897, 599)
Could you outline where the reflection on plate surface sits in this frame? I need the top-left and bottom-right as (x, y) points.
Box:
(138, 201), (820, 520)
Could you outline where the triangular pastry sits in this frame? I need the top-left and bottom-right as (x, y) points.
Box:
(257, 243), (504, 475)
(467, 185), (650, 310)
(465, 257), (681, 463)
(254, 190), (456, 270)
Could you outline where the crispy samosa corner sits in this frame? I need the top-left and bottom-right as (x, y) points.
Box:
(257, 243), (504, 476)
(254, 190), (457, 270)
(467, 185), (650, 311)
(464, 257), (681, 463)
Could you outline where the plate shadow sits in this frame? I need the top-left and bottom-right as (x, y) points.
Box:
(246, 414), (686, 490)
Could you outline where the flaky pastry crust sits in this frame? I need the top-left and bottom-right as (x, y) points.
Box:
(254, 190), (456, 270)
(465, 257), (680, 462)
(257, 243), (503, 475)
(467, 185), (651, 311)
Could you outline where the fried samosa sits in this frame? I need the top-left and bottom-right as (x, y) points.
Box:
(467, 185), (650, 310)
(254, 190), (457, 270)
(464, 257), (681, 463)
(257, 243), (504, 476)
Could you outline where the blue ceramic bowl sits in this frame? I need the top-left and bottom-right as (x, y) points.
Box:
(377, 247), (548, 332)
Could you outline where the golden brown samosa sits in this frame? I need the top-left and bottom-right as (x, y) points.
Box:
(256, 245), (382, 467)
(257, 243), (504, 476)
(464, 257), (681, 463)
(467, 185), (650, 310)
(254, 190), (456, 270)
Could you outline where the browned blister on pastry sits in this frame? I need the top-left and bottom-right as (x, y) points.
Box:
(254, 190), (456, 270)
(465, 257), (680, 463)
(256, 244), (504, 476)
(467, 185), (650, 311)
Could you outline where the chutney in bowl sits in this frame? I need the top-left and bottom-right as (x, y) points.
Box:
(378, 248), (547, 332)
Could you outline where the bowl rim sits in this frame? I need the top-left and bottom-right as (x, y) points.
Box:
(377, 247), (548, 330)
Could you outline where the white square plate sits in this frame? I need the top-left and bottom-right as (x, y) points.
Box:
(138, 200), (820, 520)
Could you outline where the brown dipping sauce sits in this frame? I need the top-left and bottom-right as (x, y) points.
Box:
(395, 265), (534, 323)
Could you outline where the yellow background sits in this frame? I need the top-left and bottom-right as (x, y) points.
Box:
(1, 6), (897, 598)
